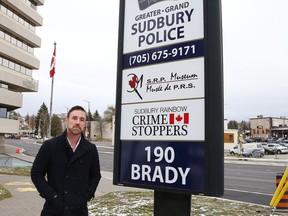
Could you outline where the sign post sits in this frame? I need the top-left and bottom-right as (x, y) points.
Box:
(114, 0), (223, 214)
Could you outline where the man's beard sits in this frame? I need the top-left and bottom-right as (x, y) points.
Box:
(68, 126), (82, 135)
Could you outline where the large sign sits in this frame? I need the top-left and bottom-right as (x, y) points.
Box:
(114, 0), (223, 196)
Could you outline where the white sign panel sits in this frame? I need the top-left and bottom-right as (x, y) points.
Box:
(120, 99), (204, 141)
(122, 58), (204, 104)
(124, 0), (204, 53)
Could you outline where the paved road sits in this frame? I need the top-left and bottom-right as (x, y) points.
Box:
(4, 138), (288, 206)
(4, 138), (114, 172)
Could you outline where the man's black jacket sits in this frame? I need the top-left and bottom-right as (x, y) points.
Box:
(31, 131), (101, 215)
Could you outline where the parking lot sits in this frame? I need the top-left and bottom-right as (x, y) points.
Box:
(225, 147), (288, 160)
(227, 140), (288, 159)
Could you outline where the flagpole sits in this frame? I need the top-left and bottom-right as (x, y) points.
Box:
(48, 42), (56, 138)
(48, 75), (54, 138)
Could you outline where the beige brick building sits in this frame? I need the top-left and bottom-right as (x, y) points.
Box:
(250, 115), (288, 139)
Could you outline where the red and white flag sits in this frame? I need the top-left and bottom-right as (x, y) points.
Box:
(49, 45), (56, 78)
(169, 113), (189, 124)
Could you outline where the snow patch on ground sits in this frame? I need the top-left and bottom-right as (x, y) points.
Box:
(88, 191), (287, 215)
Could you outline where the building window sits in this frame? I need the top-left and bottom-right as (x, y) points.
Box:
(0, 83), (8, 89)
(0, 29), (34, 54)
(8, 61), (15, 69)
(15, 63), (20, 72)
(26, 69), (32, 76)
(0, 108), (7, 118)
(224, 133), (234, 143)
(3, 58), (8, 67)
(0, 55), (33, 77)
(0, 3), (36, 32)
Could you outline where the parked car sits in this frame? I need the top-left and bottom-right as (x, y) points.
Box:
(242, 148), (265, 157)
(253, 137), (263, 143)
(267, 137), (278, 143)
(243, 138), (253, 143)
(7, 134), (20, 139)
(279, 143), (288, 148)
(261, 143), (276, 155)
(261, 137), (268, 142)
(229, 145), (241, 155)
(267, 143), (288, 154)
(229, 143), (264, 156)
(275, 138), (285, 143)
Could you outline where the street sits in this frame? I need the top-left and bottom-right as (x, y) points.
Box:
(4, 138), (113, 172)
(4, 138), (285, 206)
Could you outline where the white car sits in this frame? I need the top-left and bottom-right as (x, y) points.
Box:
(267, 143), (288, 154)
(229, 145), (241, 155)
(229, 143), (264, 156)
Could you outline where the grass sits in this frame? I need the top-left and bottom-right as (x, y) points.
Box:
(0, 166), (31, 176)
(0, 166), (31, 201)
(0, 185), (12, 201)
(89, 191), (278, 216)
(89, 191), (154, 215)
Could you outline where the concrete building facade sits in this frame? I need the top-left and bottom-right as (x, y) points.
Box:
(0, 0), (44, 153)
(89, 121), (113, 141)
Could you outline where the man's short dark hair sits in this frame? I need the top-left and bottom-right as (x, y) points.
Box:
(67, 105), (86, 118)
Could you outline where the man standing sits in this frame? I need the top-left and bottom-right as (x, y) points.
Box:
(31, 105), (101, 216)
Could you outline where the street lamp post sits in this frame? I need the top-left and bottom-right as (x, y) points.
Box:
(83, 100), (91, 139)
(83, 100), (90, 118)
(64, 106), (69, 114)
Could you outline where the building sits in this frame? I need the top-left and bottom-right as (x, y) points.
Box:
(224, 119), (238, 149)
(89, 121), (113, 141)
(0, 0), (44, 153)
(250, 115), (288, 139)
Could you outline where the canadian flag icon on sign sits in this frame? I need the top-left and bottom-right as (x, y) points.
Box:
(169, 113), (189, 124)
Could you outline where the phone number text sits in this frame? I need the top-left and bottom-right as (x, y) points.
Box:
(123, 39), (204, 69)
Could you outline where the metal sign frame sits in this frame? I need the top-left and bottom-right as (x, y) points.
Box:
(114, 0), (223, 196)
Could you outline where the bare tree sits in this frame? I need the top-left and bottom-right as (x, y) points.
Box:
(29, 114), (36, 134)
(103, 105), (115, 122)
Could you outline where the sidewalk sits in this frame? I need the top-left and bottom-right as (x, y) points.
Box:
(0, 144), (145, 216)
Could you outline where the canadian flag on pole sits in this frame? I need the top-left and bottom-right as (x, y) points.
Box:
(49, 43), (56, 78)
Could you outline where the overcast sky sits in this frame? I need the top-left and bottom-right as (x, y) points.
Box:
(18, 0), (288, 122)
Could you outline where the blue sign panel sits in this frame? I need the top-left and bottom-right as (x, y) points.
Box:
(119, 141), (205, 192)
(123, 39), (204, 69)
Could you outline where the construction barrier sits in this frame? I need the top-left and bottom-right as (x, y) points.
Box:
(275, 173), (288, 209)
(270, 167), (288, 209)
